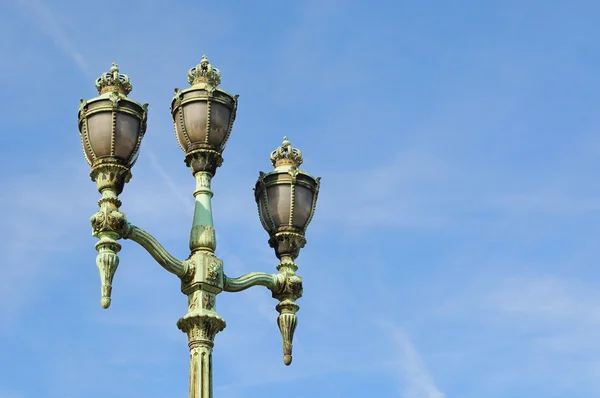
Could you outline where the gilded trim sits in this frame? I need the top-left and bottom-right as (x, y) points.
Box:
(288, 182), (295, 226)
(305, 177), (321, 228)
(179, 107), (192, 149)
(259, 174), (276, 231)
(205, 94), (212, 144)
(81, 115), (94, 165)
(221, 94), (239, 152)
(110, 109), (116, 156)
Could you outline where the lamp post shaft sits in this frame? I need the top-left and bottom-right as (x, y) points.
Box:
(189, 344), (214, 398)
(184, 316), (219, 398)
(190, 171), (216, 253)
(178, 169), (225, 397)
(179, 309), (224, 398)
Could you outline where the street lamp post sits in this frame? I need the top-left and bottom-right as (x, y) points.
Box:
(77, 56), (321, 397)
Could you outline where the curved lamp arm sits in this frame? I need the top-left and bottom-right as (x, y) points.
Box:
(124, 224), (188, 277)
(223, 272), (284, 293)
(223, 267), (303, 366)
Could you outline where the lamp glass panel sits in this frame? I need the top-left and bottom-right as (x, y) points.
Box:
(208, 102), (232, 147)
(291, 184), (314, 228)
(87, 112), (113, 158)
(183, 101), (208, 144)
(114, 112), (140, 160)
(266, 184), (291, 227)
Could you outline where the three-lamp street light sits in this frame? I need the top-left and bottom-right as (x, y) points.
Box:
(77, 56), (321, 397)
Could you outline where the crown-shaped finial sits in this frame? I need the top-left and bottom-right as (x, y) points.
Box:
(95, 62), (132, 95)
(270, 137), (303, 168)
(188, 55), (221, 88)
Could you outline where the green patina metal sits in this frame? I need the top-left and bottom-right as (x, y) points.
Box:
(77, 57), (321, 398)
(189, 171), (216, 253)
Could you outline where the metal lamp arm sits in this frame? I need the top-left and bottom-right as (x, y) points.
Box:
(124, 224), (189, 277)
(223, 272), (284, 293)
(223, 266), (302, 366)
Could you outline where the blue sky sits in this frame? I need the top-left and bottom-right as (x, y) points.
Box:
(1, 0), (600, 397)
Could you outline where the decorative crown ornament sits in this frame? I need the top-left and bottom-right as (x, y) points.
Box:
(95, 62), (133, 96)
(188, 55), (221, 88)
(270, 137), (303, 168)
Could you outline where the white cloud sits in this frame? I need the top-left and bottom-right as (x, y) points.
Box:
(145, 148), (194, 210)
(0, 390), (22, 398)
(0, 159), (93, 328)
(380, 324), (445, 398)
(317, 146), (452, 229)
(484, 276), (600, 321)
(430, 273), (600, 395)
(15, 0), (90, 75)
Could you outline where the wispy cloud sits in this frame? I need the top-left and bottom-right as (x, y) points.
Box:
(444, 274), (600, 329)
(318, 147), (451, 229)
(0, 389), (22, 398)
(431, 273), (600, 394)
(15, 0), (90, 75)
(380, 323), (445, 398)
(0, 159), (93, 329)
(144, 148), (193, 210)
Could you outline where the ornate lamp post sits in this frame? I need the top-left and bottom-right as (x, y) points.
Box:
(77, 56), (321, 397)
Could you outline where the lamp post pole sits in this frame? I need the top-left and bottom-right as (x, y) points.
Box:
(77, 57), (321, 397)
